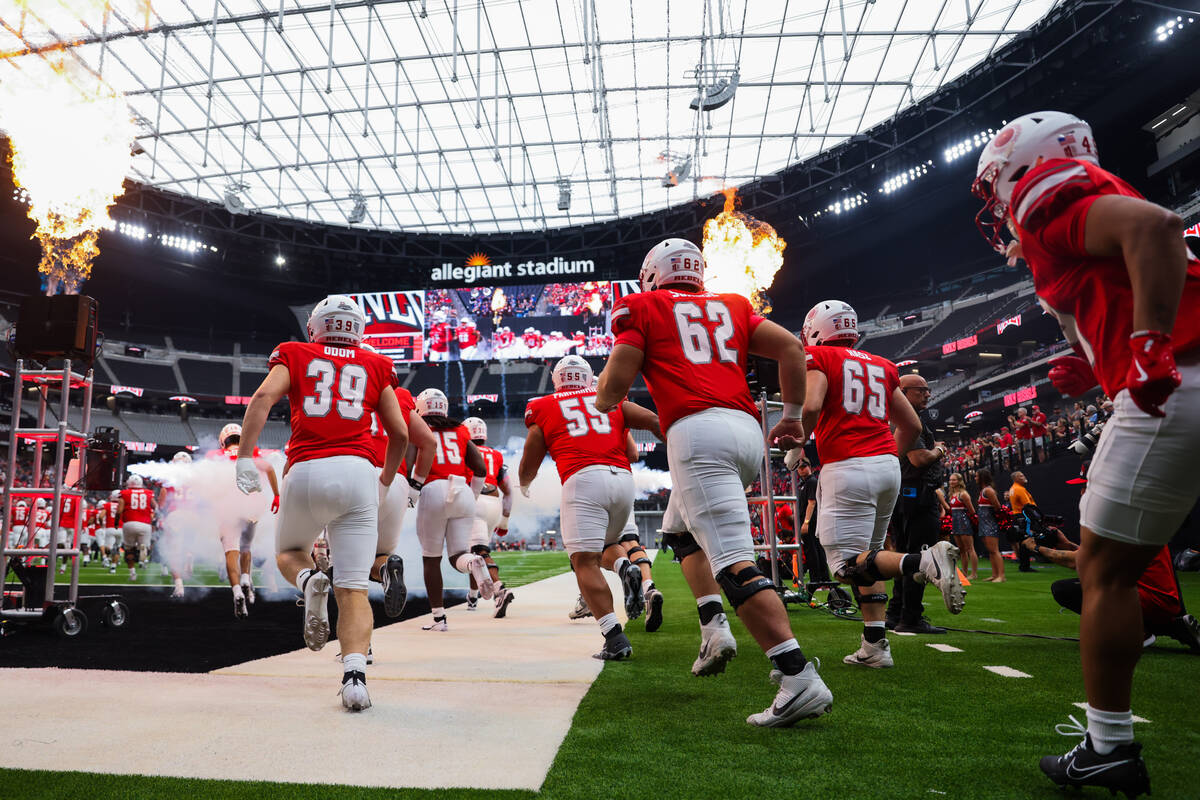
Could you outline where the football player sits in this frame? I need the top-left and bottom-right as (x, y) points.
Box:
(359, 343), (437, 618)
(159, 451), (197, 598)
(456, 318), (482, 359)
(100, 491), (121, 571)
(411, 388), (489, 632)
(596, 238), (833, 726)
(462, 417), (515, 618)
(117, 475), (156, 582)
(428, 311), (452, 362)
(55, 487), (82, 572)
(973, 111), (1200, 796)
(521, 355), (663, 659)
(212, 423), (280, 617)
(237, 294), (410, 711)
(791, 299), (962, 669)
(10, 498), (30, 549)
(603, 420), (664, 631)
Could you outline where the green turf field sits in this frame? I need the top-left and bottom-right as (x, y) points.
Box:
(3, 558), (1198, 799)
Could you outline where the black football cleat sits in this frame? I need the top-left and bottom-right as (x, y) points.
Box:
(593, 628), (633, 661)
(620, 563), (645, 621)
(1040, 731), (1150, 799)
(381, 555), (407, 618)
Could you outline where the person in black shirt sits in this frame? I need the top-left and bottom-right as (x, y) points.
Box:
(885, 374), (950, 634)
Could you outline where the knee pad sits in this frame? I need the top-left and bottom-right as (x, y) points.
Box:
(850, 584), (888, 605)
(626, 546), (651, 567)
(470, 544), (491, 557)
(840, 549), (885, 586)
(661, 532), (702, 562)
(716, 564), (775, 610)
(619, 531), (641, 544)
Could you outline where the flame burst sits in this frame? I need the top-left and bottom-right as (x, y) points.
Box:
(701, 188), (786, 313)
(0, 3), (136, 294)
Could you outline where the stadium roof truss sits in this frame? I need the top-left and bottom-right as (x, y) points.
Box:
(1, 0), (1061, 235)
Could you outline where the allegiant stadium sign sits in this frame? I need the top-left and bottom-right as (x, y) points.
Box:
(431, 252), (596, 285)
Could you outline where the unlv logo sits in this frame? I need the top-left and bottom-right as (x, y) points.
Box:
(352, 291), (425, 329)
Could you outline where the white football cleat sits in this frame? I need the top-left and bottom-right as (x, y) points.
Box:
(302, 571), (331, 650)
(468, 556), (494, 600)
(916, 541), (966, 614)
(747, 661), (833, 727)
(243, 580), (256, 605)
(465, 595), (479, 611)
(692, 613), (738, 677)
(842, 635), (894, 668)
(493, 585), (515, 619)
(233, 593), (248, 619)
(422, 616), (448, 632)
(568, 594), (592, 620)
(340, 671), (372, 711)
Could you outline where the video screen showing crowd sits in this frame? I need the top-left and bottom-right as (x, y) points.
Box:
(16, 106), (1184, 798)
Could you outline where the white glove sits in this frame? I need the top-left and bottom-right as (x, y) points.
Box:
(235, 458), (261, 494)
(520, 484), (531, 498)
(377, 479), (390, 507)
(407, 478), (423, 508)
(783, 447), (805, 472)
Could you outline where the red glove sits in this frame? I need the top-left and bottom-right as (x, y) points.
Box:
(494, 527), (508, 538)
(271, 494), (280, 514)
(1126, 331), (1181, 417)
(1047, 355), (1098, 397)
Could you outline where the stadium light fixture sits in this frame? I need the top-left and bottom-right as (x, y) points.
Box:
(944, 129), (997, 163)
(1156, 16), (1194, 41)
(557, 178), (571, 211)
(812, 191), (869, 218)
(275, 254), (286, 267)
(879, 161), (932, 194)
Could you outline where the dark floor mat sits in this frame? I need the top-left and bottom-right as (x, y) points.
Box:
(0, 585), (462, 673)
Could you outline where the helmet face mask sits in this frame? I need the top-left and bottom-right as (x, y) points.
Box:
(552, 355), (593, 392)
(416, 388), (450, 417)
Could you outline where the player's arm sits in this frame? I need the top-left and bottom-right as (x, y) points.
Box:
(495, 466), (513, 536)
(116, 497), (125, 516)
(888, 386), (923, 457)
(376, 387), (410, 487)
(464, 440), (487, 498)
(405, 409), (437, 485)
(518, 424), (547, 497)
(750, 320), (807, 449)
(619, 400), (663, 441)
(596, 344), (643, 413)
(799, 369), (826, 443)
(625, 432), (640, 463)
(237, 365), (291, 493)
(263, 464), (280, 498)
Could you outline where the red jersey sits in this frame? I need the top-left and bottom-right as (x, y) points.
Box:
(456, 325), (481, 348)
(428, 323), (451, 353)
(524, 388), (629, 482)
(365, 387), (417, 469)
(103, 500), (119, 527)
(477, 444), (505, 488)
(1137, 546), (1183, 621)
(611, 289), (763, 432)
(33, 507), (51, 529)
(802, 345), (900, 465)
(58, 494), (80, 528)
(1013, 417), (1033, 441)
(426, 423), (472, 484)
(269, 341), (399, 468)
(120, 488), (154, 524)
(11, 503), (29, 526)
(1030, 410), (1048, 437)
(1012, 158), (1200, 396)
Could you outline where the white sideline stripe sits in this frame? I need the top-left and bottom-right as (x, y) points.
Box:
(927, 643), (963, 653)
(983, 665), (1031, 678)
(1073, 703), (1150, 723)
(980, 617), (1006, 623)
(0, 558), (651, 791)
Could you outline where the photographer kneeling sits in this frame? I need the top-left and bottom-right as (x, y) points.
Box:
(1024, 535), (1200, 652)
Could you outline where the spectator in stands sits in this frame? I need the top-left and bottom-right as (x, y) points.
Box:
(1030, 405), (1049, 463)
(1010, 408), (1034, 465)
(976, 469), (1006, 582)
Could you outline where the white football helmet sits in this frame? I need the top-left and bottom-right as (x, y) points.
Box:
(35, 498), (47, 509)
(172, 451), (193, 464)
(463, 416), (488, 442)
(127, 474), (143, 489)
(15, 498), (27, 507)
(415, 388), (450, 417)
(307, 294), (366, 346)
(802, 300), (859, 347)
(552, 355), (593, 392)
(972, 111), (1097, 252)
(639, 238), (705, 292)
(219, 423), (242, 449)
(110, 490), (120, 500)
(463, 318), (476, 328)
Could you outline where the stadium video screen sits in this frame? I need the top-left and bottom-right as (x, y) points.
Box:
(350, 290), (427, 363)
(426, 281), (638, 361)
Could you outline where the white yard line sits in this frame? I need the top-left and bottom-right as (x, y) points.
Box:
(983, 665), (1032, 678)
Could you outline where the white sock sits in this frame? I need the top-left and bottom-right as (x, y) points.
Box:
(174, 577), (184, 588)
(341, 652), (367, 674)
(241, 574), (252, 588)
(232, 583), (244, 599)
(432, 606), (445, 619)
(642, 579), (655, 594)
(764, 638), (800, 659)
(697, 594), (722, 608)
(596, 612), (619, 635)
(1086, 704), (1133, 755)
(613, 556), (630, 574)
(468, 589), (479, 600)
(454, 553), (474, 573)
(294, 567), (313, 591)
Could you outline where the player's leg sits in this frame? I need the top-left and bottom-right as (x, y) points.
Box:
(275, 463), (334, 650)
(372, 476), (408, 618)
(446, 487), (490, 601)
(238, 521), (256, 604)
(465, 517), (488, 610)
(120, 523), (140, 580)
(416, 481), (450, 630)
(325, 469), (378, 712)
(218, 521), (247, 618)
(561, 469), (630, 660)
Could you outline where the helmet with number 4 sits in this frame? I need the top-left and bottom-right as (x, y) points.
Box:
(415, 388), (449, 418)
(219, 423), (242, 449)
(639, 238), (705, 292)
(307, 294), (367, 346)
(972, 111), (1097, 252)
(463, 416), (488, 443)
(127, 474), (143, 489)
(552, 355), (593, 392)
(802, 300), (859, 347)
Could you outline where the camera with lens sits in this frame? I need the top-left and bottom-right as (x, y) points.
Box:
(1070, 420), (1106, 457)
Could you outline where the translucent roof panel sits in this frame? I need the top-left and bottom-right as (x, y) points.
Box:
(0, 0), (1061, 234)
